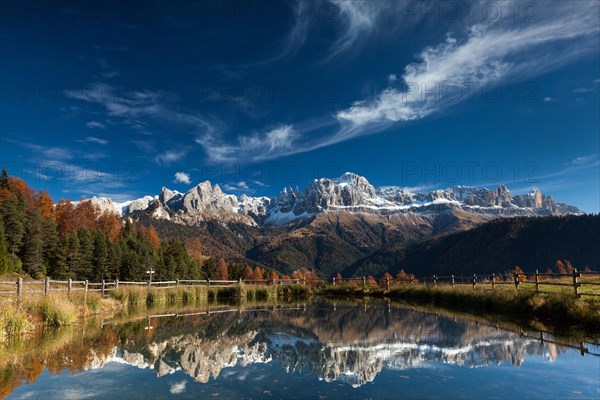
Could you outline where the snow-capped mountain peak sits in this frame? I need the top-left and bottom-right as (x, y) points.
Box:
(76, 172), (581, 227)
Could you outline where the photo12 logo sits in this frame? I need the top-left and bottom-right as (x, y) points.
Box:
(398, 161), (539, 186)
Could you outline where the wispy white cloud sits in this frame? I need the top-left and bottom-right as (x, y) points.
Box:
(332, 2), (600, 143)
(6, 138), (74, 160)
(543, 97), (555, 102)
(80, 136), (109, 145)
(205, 2), (599, 163)
(80, 152), (108, 160)
(155, 149), (188, 164)
(173, 171), (191, 184)
(533, 154), (600, 181)
(267, 1), (314, 62)
(325, 0), (383, 60)
(65, 83), (217, 137)
(199, 125), (298, 162)
(570, 154), (598, 166)
(85, 120), (107, 129)
(222, 181), (251, 192)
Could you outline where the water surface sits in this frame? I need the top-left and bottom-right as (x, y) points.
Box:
(4, 301), (599, 399)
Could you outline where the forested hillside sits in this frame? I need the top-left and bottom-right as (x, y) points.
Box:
(345, 214), (600, 277)
(0, 170), (271, 281)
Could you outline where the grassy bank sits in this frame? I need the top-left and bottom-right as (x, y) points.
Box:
(0, 283), (312, 341)
(316, 284), (600, 332)
(0, 292), (116, 341)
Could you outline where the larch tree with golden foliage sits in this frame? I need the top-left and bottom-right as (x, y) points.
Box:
(217, 258), (229, 280)
(269, 270), (279, 284)
(147, 225), (161, 250)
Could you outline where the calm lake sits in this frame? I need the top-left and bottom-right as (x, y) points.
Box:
(4, 300), (600, 399)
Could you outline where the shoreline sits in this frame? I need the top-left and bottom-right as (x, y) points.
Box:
(315, 284), (600, 334)
(0, 283), (310, 342)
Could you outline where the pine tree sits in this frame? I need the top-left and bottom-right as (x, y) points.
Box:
(63, 231), (81, 279)
(0, 169), (10, 204)
(41, 216), (59, 276)
(77, 228), (95, 280)
(23, 209), (45, 278)
(0, 169), (9, 190)
(92, 230), (110, 281)
(0, 219), (9, 274)
(1, 194), (27, 255)
(202, 257), (218, 280)
(107, 238), (121, 280)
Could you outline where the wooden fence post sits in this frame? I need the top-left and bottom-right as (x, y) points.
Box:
(303, 277), (306, 286)
(68, 278), (72, 297)
(514, 273), (520, 292)
(451, 275), (455, 287)
(84, 280), (89, 293)
(115, 279), (119, 289)
(472, 274), (477, 290)
(573, 268), (580, 298)
(17, 277), (23, 299)
(386, 277), (390, 290)
(333, 277), (336, 286)
(176, 279), (179, 288)
(535, 269), (540, 293)
(45, 277), (50, 296)
(101, 280), (106, 296)
(433, 275), (438, 285)
(492, 273), (495, 290)
(208, 279), (211, 287)
(363, 277), (366, 286)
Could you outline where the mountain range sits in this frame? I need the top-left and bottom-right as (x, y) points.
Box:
(84, 172), (591, 277)
(90, 172), (580, 225)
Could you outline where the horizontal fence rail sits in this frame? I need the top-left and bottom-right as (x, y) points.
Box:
(0, 276), (311, 298)
(332, 269), (600, 299)
(1, 269), (598, 299)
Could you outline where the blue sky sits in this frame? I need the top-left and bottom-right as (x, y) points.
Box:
(1, 1), (599, 212)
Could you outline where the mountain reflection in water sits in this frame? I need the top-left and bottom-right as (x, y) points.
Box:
(81, 302), (567, 387)
(3, 300), (598, 399)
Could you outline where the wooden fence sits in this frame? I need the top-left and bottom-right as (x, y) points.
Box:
(0, 277), (305, 298)
(2, 269), (599, 299)
(332, 269), (600, 298)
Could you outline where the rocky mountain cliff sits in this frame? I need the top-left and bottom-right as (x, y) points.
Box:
(83, 173), (584, 277)
(87, 172), (580, 227)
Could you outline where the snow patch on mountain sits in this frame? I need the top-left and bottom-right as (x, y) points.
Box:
(75, 172), (581, 227)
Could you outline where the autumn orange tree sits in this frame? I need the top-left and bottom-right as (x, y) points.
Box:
(253, 266), (265, 280)
(217, 258), (229, 280)
(366, 276), (378, 287)
(512, 266), (527, 281)
(380, 272), (393, 287)
(268, 270), (279, 284)
(396, 269), (416, 284)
